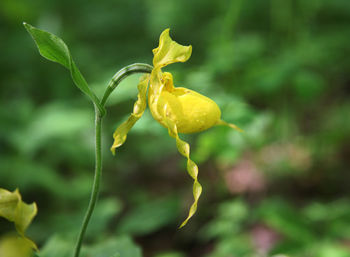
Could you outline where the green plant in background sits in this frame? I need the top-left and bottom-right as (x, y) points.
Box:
(20, 23), (242, 257)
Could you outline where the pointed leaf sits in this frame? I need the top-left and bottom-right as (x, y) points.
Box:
(23, 22), (104, 114)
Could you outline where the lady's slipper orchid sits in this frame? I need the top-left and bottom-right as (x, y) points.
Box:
(111, 29), (242, 227)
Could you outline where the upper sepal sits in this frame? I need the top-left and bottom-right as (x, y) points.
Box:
(152, 29), (192, 68)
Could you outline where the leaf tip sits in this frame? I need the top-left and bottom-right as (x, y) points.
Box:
(22, 22), (30, 29)
(23, 22), (33, 32)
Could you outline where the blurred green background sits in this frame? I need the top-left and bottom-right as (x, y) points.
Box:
(1, 0), (350, 256)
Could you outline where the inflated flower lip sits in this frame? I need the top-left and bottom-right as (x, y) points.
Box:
(111, 28), (242, 227)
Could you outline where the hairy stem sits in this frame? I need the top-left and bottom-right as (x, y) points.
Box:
(73, 63), (152, 257)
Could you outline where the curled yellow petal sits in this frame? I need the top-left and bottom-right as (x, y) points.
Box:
(161, 72), (175, 91)
(148, 68), (164, 122)
(152, 28), (192, 69)
(111, 74), (150, 154)
(0, 188), (37, 250)
(161, 104), (202, 228)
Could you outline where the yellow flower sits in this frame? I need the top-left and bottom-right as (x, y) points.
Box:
(111, 29), (242, 227)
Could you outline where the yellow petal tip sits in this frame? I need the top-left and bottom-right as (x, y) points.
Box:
(178, 221), (188, 229)
(218, 120), (244, 132)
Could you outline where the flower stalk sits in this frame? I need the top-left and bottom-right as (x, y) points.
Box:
(73, 106), (102, 257)
(73, 64), (152, 257)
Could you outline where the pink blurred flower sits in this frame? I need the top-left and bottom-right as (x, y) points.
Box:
(251, 224), (280, 254)
(225, 160), (266, 194)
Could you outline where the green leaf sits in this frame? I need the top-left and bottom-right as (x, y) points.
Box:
(82, 236), (142, 257)
(39, 235), (74, 257)
(40, 235), (142, 257)
(199, 200), (249, 241)
(23, 22), (105, 115)
(46, 198), (122, 237)
(117, 195), (180, 236)
(258, 198), (315, 243)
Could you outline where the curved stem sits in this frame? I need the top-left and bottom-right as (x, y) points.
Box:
(74, 105), (103, 257)
(101, 63), (153, 107)
(73, 63), (152, 257)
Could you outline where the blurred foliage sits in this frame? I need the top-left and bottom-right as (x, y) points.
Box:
(1, 0), (350, 256)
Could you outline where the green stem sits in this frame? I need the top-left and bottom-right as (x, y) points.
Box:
(101, 63), (153, 107)
(73, 105), (102, 257)
(73, 63), (152, 257)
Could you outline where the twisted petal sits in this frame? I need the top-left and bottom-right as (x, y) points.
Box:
(0, 188), (37, 250)
(152, 29), (192, 69)
(111, 75), (150, 154)
(161, 104), (202, 228)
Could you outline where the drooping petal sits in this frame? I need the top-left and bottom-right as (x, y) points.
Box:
(152, 29), (192, 69)
(111, 75), (150, 154)
(161, 104), (202, 228)
(0, 188), (37, 250)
